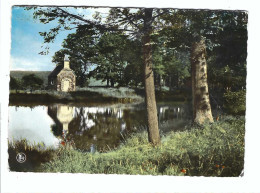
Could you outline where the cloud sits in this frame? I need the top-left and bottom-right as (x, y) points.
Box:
(10, 56), (54, 71)
(10, 29), (56, 71)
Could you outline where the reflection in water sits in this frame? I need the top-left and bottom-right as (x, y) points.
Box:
(47, 105), (128, 151)
(9, 103), (191, 152)
(158, 106), (184, 123)
(48, 105), (75, 136)
(47, 104), (190, 152)
(68, 106), (128, 152)
(8, 106), (59, 148)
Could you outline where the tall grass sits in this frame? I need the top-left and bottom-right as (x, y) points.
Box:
(8, 140), (57, 172)
(38, 116), (244, 176)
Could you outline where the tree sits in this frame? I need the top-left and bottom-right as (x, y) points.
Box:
(91, 32), (130, 87)
(174, 10), (215, 124)
(141, 8), (160, 144)
(207, 11), (247, 92)
(151, 34), (190, 90)
(10, 76), (22, 92)
(121, 39), (143, 87)
(179, 10), (246, 123)
(158, 10), (230, 124)
(22, 74), (43, 92)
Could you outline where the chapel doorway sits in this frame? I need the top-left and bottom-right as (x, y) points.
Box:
(62, 79), (70, 92)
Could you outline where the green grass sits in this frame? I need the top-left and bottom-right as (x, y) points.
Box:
(34, 115), (244, 176)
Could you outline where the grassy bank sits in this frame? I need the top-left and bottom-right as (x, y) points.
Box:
(9, 87), (143, 106)
(10, 116), (244, 176)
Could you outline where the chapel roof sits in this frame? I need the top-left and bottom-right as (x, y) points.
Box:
(48, 64), (63, 78)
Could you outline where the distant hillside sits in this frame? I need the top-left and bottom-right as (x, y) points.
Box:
(10, 71), (106, 87)
(10, 71), (51, 85)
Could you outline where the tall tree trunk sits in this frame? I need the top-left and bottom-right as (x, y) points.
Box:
(143, 8), (160, 145)
(191, 39), (214, 124)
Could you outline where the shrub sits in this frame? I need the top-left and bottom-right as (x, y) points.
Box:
(223, 90), (246, 115)
(21, 74), (44, 91)
(10, 76), (22, 91)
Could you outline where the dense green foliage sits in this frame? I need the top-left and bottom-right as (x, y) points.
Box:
(21, 74), (44, 91)
(223, 90), (246, 115)
(207, 11), (247, 93)
(9, 76), (22, 91)
(10, 74), (44, 91)
(90, 32), (139, 87)
(29, 116), (244, 176)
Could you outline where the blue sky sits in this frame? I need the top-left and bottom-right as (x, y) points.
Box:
(10, 6), (95, 71)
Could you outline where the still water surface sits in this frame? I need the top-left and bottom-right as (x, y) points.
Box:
(9, 102), (191, 152)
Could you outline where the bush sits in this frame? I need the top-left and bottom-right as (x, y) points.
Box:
(10, 76), (22, 91)
(22, 74), (44, 91)
(223, 90), (246, 115)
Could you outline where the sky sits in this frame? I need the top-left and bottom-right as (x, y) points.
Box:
(10, 6), (101, 71)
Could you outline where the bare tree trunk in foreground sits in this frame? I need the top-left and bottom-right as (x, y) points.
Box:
(191, 39), (214, 124)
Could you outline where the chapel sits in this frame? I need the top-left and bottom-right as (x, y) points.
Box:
(48, 55), (76, 92)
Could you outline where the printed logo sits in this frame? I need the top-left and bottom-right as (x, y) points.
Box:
(16, 152), (26, 163)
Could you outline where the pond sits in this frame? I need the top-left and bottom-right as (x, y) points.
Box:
(9, 102), (192, 153)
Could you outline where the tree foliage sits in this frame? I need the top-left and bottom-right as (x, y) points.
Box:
(90, 32), (130, 87)
(22, 74), (44, 91)
(10, 76), (22, 91)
